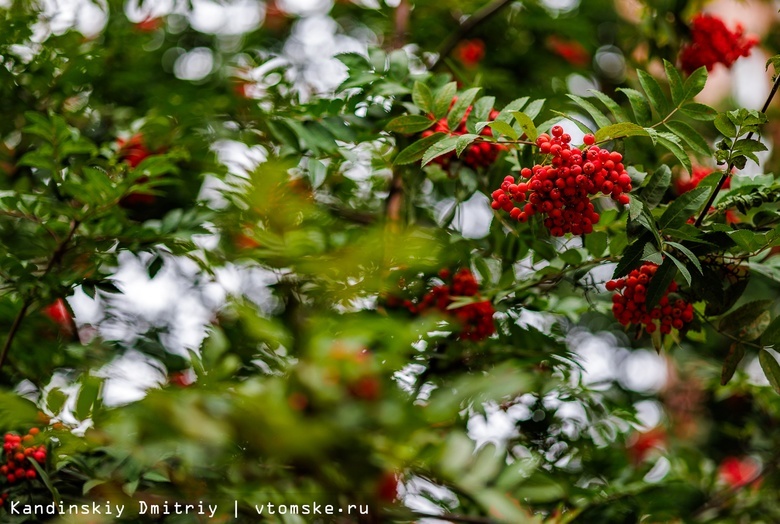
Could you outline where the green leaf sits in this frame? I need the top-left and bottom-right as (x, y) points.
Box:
(664, 59), (685, 106)
(567, 94), (612, 128)
(719, 300), (774, 339)
(486, 120), (518, 140)
(645, 257), (677, 310)
(641, 242), (664, 265)
(468, 96), (496, 133)
(628, 194), (643, 221)
(760, 349), (780, 394)
(721, 343), (746, 385)
(455, 134), (480, 156)
(394, 132), (446, 165)
(386, 115), (434, 134)
(664, 120), (711, 156)
(495, 97), (530, 123)
(551, 110), (593, 135)
(523, 99), (546, 120)
(613, 236), (652, 277)
(761, 316), (780, 348)
(666, 252), (692, 285)
(448, 87), (481, 130)
(422, 135), (461, 166)
(640, 165), (671, 209)
(433, 82), (458, 119)
(714, 113), (738, 138)
(511, 111), (538, 141)
(75, 375), (103, 421)
(683, 66), (708, 99)
(594, 122), (649, 142)
(46, 388), (67, 414)
(589, 89), (629, 122)
(412, 81), (434, 113)
(666, 241), (702, 274)
(585, 231), (608, 257)
(637, 70), (668, 114)
(656, 132), (692, 173)
(617, 88), (651, 126)
(680, 102), (718, 121)
(658, 186), (709, 229)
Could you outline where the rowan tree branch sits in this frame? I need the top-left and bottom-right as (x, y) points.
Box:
(694, 73), (780, 227)
(0, 219), (80, 374)
(428, 0), (514, 70)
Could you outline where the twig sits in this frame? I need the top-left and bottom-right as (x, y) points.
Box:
(429, 0), (514, 70)
(393, 0), (411, 49)
(0, 299), (32, 373)
(694, 73), (780, 227)
(0, 220), (80, 374)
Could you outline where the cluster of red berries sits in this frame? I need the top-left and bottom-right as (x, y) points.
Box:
(606, 263), (694, 334)
(675, 165), (729, 195)
(388, 269), (496, 341)
(1, 429), (46, 486)
(679, 14), (757, 74)
(491, 127), (632, 237)
(421, 104), (505, 170)
(117, 133), (157, 207)
(455, 39), (485, 67)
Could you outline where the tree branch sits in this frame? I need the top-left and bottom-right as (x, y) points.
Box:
(429, 0), (514, 70)
(0, 219), (80, 374)
(694, 73), (780, 227)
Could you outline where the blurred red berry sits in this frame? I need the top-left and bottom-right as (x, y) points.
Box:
(719, 456), (761, 488)
(679, 14), (757, 74)
(455, 39), (485, 67)
(547, 36), (590, 67)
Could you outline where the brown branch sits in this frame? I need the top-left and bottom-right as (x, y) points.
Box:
(429, 0), (514, 70)
(0, 219), (80, 374)
(694, 73), (780, 227)
(393, 0), (411, 49)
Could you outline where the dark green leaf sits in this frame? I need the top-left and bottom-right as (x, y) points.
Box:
(664, 120), (711, 155)
(645, 257), (677, 309)
(760, 350), (780, 394)
(658, 186), (709, 230)
(448, 87), (481, 130)
(680, 102), (718, 121)
(664, 59), (685, 106)
(641, 165), (671, 209)
(455, 134), (480, 156)
(486, 121), (518, 140)
(721, 343), (746, 385)
(656, 132), (692, 173)
(567, 94), (612, 128)
(719, 300), (773, 338)
(761, 316), (780, 348)
(666, 252), (692, 285)
(386, 115), (434, 134)
(589, 90), (629, 122)
(617, 88), (651, 126)
(637, 70), (668, 114)
(433, 82), (458, 119)
(666, 241), (702, 274)
(422, 135), (461, 166)
(683, 67), (708, 99)
(412, 81), (434, 113)
(594, 122), (649, 142)
(613, 236), (652, 277)
(585, 231), (607, 257)
(394, 132), (446, 165)
(511, 111), (538, 141)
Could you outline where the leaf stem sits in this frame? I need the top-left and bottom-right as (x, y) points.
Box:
(694, 73), (780, 227)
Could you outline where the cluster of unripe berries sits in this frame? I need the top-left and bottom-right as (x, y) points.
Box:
(1, 429), (46, 487)
(491, 127), (632, 236)
(387, 269), (496, 341)
(421, 104), (505, 170)
(606, 263), (694, 334)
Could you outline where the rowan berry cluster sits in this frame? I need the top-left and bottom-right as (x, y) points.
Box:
(606, 263), (694, 335)
(679, 14), (757, 74)
(387, 269), (495, 341)
(421, 105), (505, 169)
(490, 127), (632, 236)
(1, 429), (46, 487)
